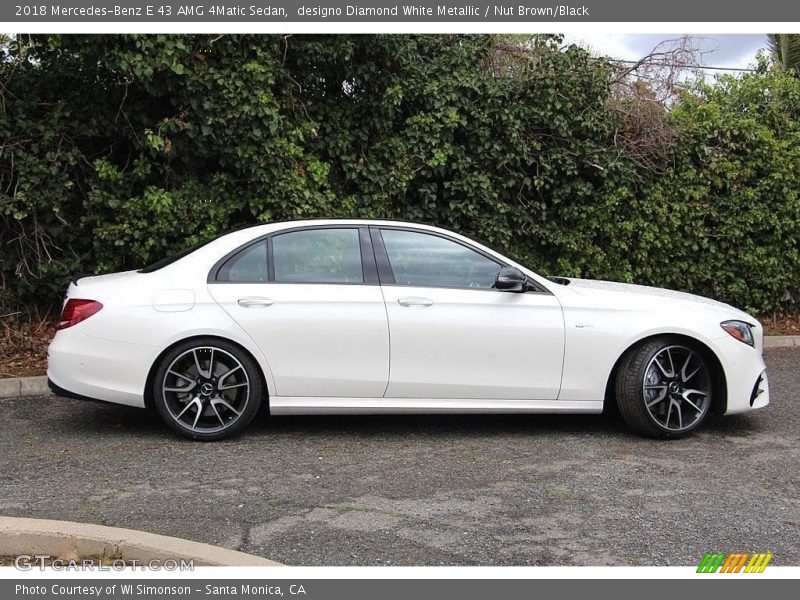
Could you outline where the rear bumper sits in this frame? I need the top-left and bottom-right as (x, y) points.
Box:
(47, 378), (123, 406)
(47, 328), (153, 408)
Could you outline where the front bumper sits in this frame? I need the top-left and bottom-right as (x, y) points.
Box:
(745, 369), (769, 411)
(714, 334), (770, 415)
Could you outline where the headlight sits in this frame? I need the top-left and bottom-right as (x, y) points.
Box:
(721, 320), (755, 347)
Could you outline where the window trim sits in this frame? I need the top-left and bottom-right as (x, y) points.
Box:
(208, 225), (379, 285)
(370, 225), (550, 294)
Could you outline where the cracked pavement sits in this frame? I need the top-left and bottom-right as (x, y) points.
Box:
(1, 349), (798, 565)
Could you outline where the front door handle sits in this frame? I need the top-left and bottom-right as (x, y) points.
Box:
(397, 297), (434, 307)
(237, 297), (274, 307)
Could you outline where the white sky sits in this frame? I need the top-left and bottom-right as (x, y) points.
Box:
(563, 33), (768, 71)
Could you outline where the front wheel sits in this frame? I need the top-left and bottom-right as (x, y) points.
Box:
(152, 338), (263, 441)
(615, 338), (714, 438)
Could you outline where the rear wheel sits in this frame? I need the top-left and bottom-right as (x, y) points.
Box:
(152, 338), (263, 441)
(615, 338), (713, 438)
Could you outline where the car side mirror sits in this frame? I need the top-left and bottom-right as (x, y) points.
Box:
(495, 266), (529, 292)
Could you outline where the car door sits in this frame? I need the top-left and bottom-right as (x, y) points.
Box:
(208, 226), (389, 398)
(373, 227), (565, 400)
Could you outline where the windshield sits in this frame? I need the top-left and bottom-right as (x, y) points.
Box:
(467, 235), (569, 285)
(467, 235), (535, 271)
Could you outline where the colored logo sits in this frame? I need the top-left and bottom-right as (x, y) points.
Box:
(697, 552), (773, 573)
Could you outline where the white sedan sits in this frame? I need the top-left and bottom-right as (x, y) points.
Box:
(47, 220), (769, 440)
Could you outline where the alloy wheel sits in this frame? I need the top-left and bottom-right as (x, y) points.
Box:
(642, 345), (712, 433)
(161, 346), (250, 434)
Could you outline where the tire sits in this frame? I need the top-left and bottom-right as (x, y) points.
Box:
(615, 337), (714, 439)
(152, 338), (263, 441)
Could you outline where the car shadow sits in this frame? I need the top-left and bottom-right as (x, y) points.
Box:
(55, 400), (166, 439)
(57, 397), (766, 441)
(702, 411), (771, 435)
(249, 411), (629, 439)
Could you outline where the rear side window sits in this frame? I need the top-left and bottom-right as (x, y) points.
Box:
(272, 228), (363, 284)
(216, 241), (268, 282)
(139, 239), (213, 273)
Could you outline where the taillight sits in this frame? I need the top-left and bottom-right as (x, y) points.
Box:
(57, 299), (103, 330)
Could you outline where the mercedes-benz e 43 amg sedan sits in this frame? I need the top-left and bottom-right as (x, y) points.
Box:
(48, 220), (769, 440)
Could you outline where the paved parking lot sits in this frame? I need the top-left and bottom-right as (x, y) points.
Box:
(1, 349), (798, 566)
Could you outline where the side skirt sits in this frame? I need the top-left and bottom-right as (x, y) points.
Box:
(269, 397), (603, 415)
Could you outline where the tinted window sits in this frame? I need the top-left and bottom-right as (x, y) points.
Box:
(380, 229), (500, 289)
(273, 229), (363, 283)
(216, 241), (268, 282)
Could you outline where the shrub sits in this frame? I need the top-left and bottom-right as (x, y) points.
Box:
(0, 35), (797, 316)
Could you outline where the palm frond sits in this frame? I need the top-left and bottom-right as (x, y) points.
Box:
(768, 33), (800, 72)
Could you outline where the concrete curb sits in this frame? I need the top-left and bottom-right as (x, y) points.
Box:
(0, 375), (50, 399)
(764, 335), (800, 348)
(1, 337), (798, 400)
(0, 516), (281, 566)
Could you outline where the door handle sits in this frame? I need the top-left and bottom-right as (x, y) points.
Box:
(397, 297), (434, 307)
(237, 297), (274, 307)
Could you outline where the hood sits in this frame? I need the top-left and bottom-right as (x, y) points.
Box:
(556, 277), (753, 320)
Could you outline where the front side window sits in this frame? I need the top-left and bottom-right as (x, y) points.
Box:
(272, 228), (364, 284)
(216, 241), (268, 282)
(380, 229), (501, 289)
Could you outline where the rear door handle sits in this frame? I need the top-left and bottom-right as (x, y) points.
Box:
(237, 297), (274, 307)
(397, 297), (434, 307)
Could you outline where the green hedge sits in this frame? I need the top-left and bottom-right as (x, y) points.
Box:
(1, 34), (798, 315)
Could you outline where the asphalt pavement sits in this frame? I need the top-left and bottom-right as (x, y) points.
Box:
(1, 349), (798, 566)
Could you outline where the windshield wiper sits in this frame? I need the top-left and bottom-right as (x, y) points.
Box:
(546, 276), (571, 285)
